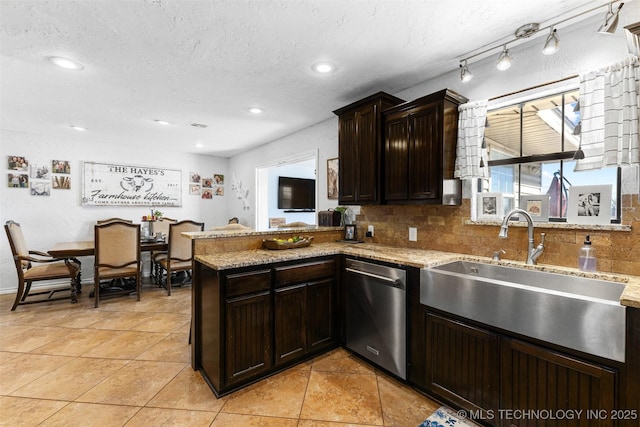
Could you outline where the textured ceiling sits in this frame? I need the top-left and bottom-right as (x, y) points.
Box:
(0, 0), (618, 157)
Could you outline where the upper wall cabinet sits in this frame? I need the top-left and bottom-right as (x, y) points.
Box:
(383, 89), (468, 205)
(333, 92), (405, 205)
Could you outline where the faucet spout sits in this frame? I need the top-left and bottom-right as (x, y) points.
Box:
(499, 208), (543, 265)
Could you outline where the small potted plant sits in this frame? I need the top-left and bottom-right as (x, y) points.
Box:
(334, 206), (348, 226)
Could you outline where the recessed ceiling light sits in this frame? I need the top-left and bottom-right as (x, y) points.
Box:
(312, 62), (335, 74)
(154, 119), (171, 125)
(248, 107), (263, 114)
(194, 143), (203, 148)
(49, 56), (84, 70)
(70, 125), (86, 131)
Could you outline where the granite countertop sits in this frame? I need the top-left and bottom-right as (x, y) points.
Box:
(184, 226), (342, 239)
(195, 242), (640, 309)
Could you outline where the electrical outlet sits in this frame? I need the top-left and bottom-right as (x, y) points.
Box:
(409, 227), (417, 241)
(367, 225), (374, 237)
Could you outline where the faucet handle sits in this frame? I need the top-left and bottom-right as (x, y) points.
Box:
(492, 249), (506, 260)
(539, 232), (546, 244)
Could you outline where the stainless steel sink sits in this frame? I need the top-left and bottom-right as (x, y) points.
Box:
(420, 261), (626, 362)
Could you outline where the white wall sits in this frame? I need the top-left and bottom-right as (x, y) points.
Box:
(228, 118), (339, 227)
(0, 129), (229, 293)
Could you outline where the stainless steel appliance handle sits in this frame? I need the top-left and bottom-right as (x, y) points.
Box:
(345, 267), (401, 286)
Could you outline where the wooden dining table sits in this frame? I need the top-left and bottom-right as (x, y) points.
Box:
(48, 239), (169, 298)
(48, 240), (167, 257)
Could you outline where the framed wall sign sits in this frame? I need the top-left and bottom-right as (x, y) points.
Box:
(82, 162), (182, 207)
(477, 192), (503, 220)
(519, 195), (550, 222)
(567, 185), (612, 225)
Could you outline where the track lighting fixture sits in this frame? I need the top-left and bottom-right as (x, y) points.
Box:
(496, 45), (512, 71)
(457, 1), (623, 81)
(598, 2), (624, 34)
(542, 28), (560, 55)
(460, 60), (473, 83)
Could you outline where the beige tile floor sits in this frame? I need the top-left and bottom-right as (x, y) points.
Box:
(0, 280), (440, 426)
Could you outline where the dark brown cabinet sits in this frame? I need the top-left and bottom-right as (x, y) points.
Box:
(333, 92), (404, 205)
(225, 291), (272, 385)
(193, 256), (337, 397)
(383, 89), (467, 204)
(411, 306), (624, 427)
(501, 338), (616, 427)
(423, 312), (500, 418)
(224, 269), (272, 386)
(274, 259), (336, 366)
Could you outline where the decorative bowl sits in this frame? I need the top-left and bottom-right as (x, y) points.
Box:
(263, 236), (313, 250)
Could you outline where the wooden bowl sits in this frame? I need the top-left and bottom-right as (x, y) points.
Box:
(262, 236), (313, 250)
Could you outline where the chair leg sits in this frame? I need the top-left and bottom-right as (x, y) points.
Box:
(94, 274), (100, 308)
(21, 281), (33, 302)
(136, 271), (141, 301)
(11, 280), (27, 311)
(166, 267), (171, 296)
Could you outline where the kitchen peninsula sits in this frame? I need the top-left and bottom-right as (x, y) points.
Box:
(186, 228), (640, 424)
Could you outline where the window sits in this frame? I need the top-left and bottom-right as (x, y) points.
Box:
(481, 89), (620, 222)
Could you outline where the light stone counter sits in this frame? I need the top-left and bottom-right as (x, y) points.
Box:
(195, 242), (640, 309)
(184, 226), (342, 239)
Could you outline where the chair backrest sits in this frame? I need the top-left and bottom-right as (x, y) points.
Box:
(168, 220), (204, 261)
(97, 218), (133, 225)
(95, 221), (140, 268)
(153, 217), (177, 237)
(4, 220), (29, 268)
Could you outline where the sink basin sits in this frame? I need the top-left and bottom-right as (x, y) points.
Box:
(420, 261), (626, 362)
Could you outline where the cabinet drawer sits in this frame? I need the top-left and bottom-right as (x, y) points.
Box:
(274, 259), (335, 287)
(225, 269), (271, 298)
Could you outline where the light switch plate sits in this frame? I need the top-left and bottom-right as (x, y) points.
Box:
(409, 227), (417, 241)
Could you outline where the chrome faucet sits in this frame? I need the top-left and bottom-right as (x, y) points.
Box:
(499, 208), (546, 265)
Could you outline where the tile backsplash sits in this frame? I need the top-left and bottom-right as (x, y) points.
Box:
(356, 195), (640, 276)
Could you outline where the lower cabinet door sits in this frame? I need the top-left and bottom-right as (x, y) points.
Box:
(425, 311), (500, 423)
(501, 338), (616, 427)
(274, 284), (307, 365)
(225, 291), (272, 385)
(307, 278), (334, 352)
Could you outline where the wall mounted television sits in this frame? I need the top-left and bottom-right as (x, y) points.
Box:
(278, 176), (316, 211)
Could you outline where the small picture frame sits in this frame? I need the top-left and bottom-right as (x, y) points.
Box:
(344, 224), (357, 241)
(567, 185), (612, 225)
(477, 192), (503, 220)
(519, 195), (550, 222)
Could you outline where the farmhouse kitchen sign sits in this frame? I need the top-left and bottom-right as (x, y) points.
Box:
(82, 162), (182, 207)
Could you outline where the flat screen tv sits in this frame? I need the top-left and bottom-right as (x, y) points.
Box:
(278, 176), (316, 211)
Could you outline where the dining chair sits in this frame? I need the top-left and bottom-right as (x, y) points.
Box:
(4, 220), (81, 311)
(156, 220), (204, 295)
(97, 218), (133, 224)
(150, 217), (176, 282)
(94, 221), (141, 308)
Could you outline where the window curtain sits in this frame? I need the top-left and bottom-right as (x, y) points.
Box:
(575, 56), (640, 171)
(455, 100), (489, 179)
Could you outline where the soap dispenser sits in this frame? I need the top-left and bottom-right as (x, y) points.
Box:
(578, 235), (596, 272)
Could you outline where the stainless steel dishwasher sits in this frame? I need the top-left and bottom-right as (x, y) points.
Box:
(344, 258), (407, 379)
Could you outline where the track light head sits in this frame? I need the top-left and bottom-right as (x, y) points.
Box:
(542, 28), (560, 55)
(460, 60), (473, 82)
(496, 45), (512, 71)
(598, 2), (624, 34)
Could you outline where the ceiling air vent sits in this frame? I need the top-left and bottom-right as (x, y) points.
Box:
(190, 123), (208, 129)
